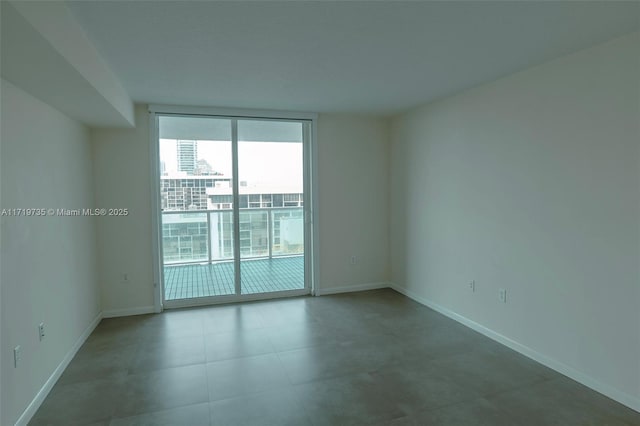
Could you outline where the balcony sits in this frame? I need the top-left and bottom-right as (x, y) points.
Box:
(162, 207), (304, 300)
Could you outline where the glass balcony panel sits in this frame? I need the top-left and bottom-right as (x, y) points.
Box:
(271, 208), (304, 256)
(161, 212), (208, 264)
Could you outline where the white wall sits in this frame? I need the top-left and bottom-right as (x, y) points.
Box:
(390, 32), (640, 407)
(317, 114), (390, 293)
(0, 79), (100, 425)
(92, 106), (155, 315)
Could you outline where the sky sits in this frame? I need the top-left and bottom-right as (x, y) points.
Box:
(159, 139), (303, 186)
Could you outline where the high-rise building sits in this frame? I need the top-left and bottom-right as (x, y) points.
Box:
(176, 140), (197, 174)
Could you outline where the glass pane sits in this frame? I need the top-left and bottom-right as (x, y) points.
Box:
(159, 116), (235, 300)
(238, 120), (305, 295)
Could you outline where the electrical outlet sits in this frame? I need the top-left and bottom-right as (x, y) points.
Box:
(350, 256), (357, 265)
(499, 288), (507, 303)
(469, 280), (475, 292)
(38, 323), (45, 341)
(14, 345), (22, 368)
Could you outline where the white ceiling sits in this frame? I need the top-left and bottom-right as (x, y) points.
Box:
(67, 1), (639, 116)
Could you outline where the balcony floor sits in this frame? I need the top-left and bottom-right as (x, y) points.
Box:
(163, 255), (304, 300)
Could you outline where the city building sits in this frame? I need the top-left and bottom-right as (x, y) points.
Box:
(176, 140), (197, 174)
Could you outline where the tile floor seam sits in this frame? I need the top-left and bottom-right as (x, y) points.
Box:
(200, 333), (214, 425)
(473, 373), (558, 400)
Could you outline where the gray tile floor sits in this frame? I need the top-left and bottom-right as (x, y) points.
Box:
(30, 289), (640, 425)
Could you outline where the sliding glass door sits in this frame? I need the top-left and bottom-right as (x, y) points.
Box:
(237, 120), (305, 294)
(156, 114), (310, 307)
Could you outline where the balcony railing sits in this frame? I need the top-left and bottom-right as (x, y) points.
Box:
(161, 207), (304, 265)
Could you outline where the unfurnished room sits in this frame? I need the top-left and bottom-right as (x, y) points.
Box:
(0, 1), (639, 425)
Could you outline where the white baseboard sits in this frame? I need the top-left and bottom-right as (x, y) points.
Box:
(316, 281), (390, 296)
(102, 305), (155, 318)
(389, 283), (640, 414)
(15, 311), (103, 426)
